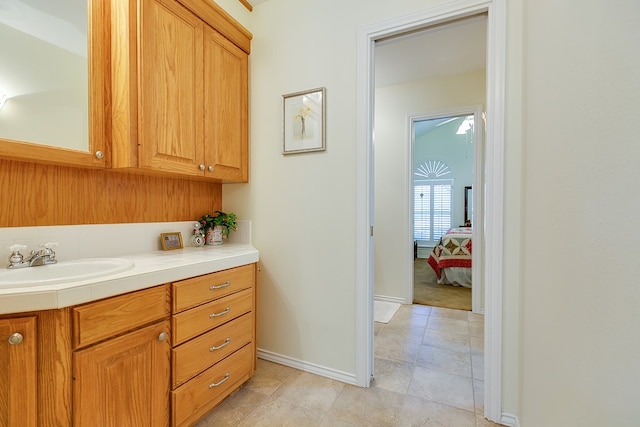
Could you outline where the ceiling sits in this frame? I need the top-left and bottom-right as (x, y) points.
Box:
(374, 14), (487, 88)
(375, 14), (487, 138)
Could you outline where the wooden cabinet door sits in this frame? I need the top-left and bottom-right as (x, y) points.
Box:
(138, 0), (204, 176)
(73, 321), (171, 427)
(203, 27), (249, 182)
(0, 316), (37, 427)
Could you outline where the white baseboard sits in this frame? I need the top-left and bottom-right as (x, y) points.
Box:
(500, 413), (520, 427)
(257, 348), (357, 386)
(374, 295), (406, 304)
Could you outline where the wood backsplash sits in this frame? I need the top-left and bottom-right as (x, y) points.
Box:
(0, 159), (222, 227)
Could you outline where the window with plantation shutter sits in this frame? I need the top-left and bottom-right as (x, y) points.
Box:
(414, 160), (453, 246)
(414, 179), (453, 245)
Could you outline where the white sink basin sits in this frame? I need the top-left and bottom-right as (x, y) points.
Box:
(0, 258), (135, 288)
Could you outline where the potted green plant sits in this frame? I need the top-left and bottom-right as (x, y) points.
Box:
(198, 211), (238, 245)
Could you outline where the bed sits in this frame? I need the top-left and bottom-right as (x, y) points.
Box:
(427, 227), (472, 288)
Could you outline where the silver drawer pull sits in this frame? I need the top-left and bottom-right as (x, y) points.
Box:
(210, 338), (231, 352)
(209, 307), (231, 318)
(208, 373), (230, 388)
(210, 281), (231, 290)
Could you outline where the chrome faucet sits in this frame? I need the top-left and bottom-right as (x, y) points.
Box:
(7, 242), (58, 269)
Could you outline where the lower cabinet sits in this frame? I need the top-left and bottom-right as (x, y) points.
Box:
(73, 321), (171, 427)
(72, 284), (171, 427)
(172, 343), (253, 426)
(0, 316), (37, 427)
(0, 263), (256, 426)
(171, 263), (256, 426)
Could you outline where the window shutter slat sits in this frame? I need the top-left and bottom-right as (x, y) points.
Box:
(413, 179), (452, 244)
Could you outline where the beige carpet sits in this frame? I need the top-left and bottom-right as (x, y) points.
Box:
(413, 258), (472, 311)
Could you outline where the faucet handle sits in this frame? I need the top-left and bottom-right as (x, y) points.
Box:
(7, 244), (27, 266)
(40, 242), (58, 259)
(8, 244), (27, 253)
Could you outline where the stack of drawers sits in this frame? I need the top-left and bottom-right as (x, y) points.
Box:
(170, 264), (256, 427)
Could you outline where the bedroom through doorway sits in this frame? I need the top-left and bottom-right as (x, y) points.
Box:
(412, 113), (476, 311)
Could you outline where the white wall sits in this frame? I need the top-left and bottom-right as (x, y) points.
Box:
(225, 0), (640, 422)
(218, 0), (640, 424)
(223, 0), (490, 379)
(519, 1), (640, 425)
(221, 0), (524, 419)
(374, 71), (484, 301)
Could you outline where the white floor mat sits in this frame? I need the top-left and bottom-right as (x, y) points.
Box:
(374, 301), (401, 323)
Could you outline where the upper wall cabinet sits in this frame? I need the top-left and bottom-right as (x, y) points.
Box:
(111, 0), (251, 182)
(0, 0), (109, 168)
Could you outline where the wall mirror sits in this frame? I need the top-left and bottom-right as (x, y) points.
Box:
(0, 0), (106, 167)
(464, 185), (473, 226)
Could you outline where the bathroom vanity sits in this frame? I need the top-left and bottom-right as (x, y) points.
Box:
(0, 241), (258, 427)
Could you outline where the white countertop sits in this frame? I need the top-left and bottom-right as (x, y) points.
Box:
(0, 243), (259, 315)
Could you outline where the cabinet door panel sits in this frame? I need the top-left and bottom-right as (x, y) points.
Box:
(0, 316), (37, 427)
(203, 27), (248, 182)
(73, 321), (170, 427)
(139, 0), (204, 175)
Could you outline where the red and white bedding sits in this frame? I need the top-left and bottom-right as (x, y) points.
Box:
(426, 228), (472, 288)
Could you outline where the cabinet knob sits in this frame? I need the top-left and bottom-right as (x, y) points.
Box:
(208, 165), (214, 172)
(199, 164), (206, 171)
(8, 332), (23, 345)
(95, 151), (104, 159)
(158, 332), (168, 342)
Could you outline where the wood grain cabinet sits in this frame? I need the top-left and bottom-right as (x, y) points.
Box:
(0, 316), (37, 427)
(72, 285), (171, 427)
(0, 263), (255, 426)
(170, 264), (256, 426)
(112, 0), (250, 182)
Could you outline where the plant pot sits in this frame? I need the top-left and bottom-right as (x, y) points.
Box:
(205, 226), (224, 245)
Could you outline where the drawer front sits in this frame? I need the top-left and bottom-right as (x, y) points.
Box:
(172, 344), (253, 427)
(172, 312), (253, 388)
(72, 285), (169, 349)
(172, 288), (253, 346)
(172, 264), (255, 313)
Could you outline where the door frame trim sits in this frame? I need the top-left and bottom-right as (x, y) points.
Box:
(355, 0), (506, 422)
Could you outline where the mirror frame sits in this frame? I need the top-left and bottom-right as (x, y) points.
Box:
(0, 0), (108, 168)
(464, 185), (473, 225)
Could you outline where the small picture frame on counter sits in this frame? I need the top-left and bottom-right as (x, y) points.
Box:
(160, 232), (183, 250)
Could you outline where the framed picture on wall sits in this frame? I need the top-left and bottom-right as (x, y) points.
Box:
(282, 87), (326, 154)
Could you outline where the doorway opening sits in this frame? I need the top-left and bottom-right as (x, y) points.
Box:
(410, 108), (483, 312)
(356, 0), (506, 423)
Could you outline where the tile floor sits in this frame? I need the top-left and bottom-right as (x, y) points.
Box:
(195, 304), (504, 426)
